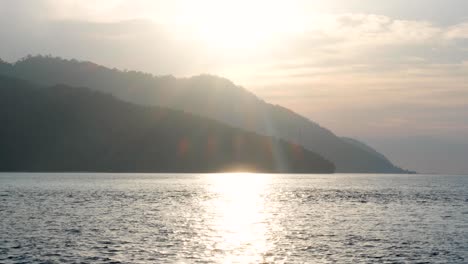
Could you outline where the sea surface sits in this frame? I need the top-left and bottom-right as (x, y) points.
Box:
(0, 173), (467, 263)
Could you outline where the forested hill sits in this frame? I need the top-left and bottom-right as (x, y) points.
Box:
(0, 56), (407, 173)
(0, 75), (334, 173)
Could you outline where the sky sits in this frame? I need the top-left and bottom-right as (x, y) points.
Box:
(1, 0), (467, 173)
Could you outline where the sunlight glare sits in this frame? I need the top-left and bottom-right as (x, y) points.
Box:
(176, 0), (306, 51)
(203, 173), (275, 263)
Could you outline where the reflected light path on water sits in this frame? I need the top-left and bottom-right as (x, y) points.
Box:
(201, 173), (279, 263)
(2, 173), (467, 263)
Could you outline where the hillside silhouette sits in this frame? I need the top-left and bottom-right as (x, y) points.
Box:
(341, 137), (416, 174)
(0, 55), (406, 173)
(0, 75), (334, 173)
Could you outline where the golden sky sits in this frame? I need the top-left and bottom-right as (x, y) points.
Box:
(1, 0), (468, 142)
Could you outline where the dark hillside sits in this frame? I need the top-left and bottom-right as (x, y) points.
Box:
(0, 56), (406, 173)
(0, 75), (334, 173)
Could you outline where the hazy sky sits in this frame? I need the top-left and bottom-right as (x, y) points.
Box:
(1, 0), (467, 147)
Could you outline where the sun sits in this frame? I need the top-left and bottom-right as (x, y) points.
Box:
(176, 0), (304, 52)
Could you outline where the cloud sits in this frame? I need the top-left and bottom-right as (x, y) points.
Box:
(446, 23), (468, 39)
(1, 0), (467, 142)
(318, 14), (442, 44)
(247, 13), (468, 83)
(0, 17), (213, 75)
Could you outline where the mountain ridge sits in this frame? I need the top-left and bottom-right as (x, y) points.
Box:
(0, 55), (408, 173)
(0, 74), (334, 173)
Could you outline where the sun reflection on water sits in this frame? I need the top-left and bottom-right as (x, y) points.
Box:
(203, 173), (275, 263)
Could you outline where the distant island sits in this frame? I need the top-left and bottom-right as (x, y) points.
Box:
(0, 75), (334, 173)
(0, 55), (412, 173)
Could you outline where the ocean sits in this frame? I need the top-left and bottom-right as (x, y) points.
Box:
(1, 173), (467, 263)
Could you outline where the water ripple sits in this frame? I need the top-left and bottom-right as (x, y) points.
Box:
(0, 173), (467, 263)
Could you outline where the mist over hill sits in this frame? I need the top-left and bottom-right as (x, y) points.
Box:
(0, 55), (407, 173)
(0, 75), (334, 173)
